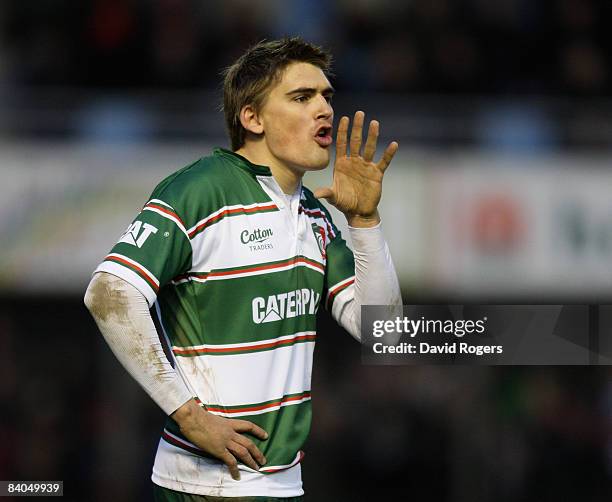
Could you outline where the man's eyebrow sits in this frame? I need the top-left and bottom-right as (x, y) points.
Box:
(286, 86), (335, 96)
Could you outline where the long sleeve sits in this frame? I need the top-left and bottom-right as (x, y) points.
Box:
(330, 222), (402, 340)
(84, 271), (193, 416)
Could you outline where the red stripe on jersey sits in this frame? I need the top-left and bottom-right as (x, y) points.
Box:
(188, 203), (278, 238)
(185, 256), (324, 282)
(105, 255), (159, 291)
(144, 203), (186, 227)
(172, 333), (316, 356)
(326, 278), (354, 309)
(205, 392), (311, 414)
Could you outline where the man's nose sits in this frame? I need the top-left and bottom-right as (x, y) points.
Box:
(315, 95), (333, 120)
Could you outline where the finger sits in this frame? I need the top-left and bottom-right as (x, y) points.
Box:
(231, 419), (269, 441)
(221, 450), (241, 481)
(377, 141), (399, 172)
(363, 120), (379, 163)
(335, 116), (349, 159)
(234, 434), (266, 466)
(228, 442), (259, 471)
(313, 187), (336, 203)
(349, 111), (365, 157)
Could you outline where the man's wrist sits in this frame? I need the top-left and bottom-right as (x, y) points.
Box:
(346, 211), (380, 228)
(171, 397), (201, 424)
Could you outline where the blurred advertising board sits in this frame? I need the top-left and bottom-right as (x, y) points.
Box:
(1, 142), (611, 300)
(427, 153), (612, 298)
(0, 142), (205, 294)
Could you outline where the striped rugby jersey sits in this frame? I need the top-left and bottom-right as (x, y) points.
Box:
(95, 148), (355, 496)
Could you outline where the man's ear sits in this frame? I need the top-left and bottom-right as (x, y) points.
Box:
(239, 104), (264, 135)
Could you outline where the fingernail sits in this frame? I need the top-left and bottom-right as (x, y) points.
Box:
(262, 457), (267, 464)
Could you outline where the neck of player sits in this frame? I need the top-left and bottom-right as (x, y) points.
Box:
(236, 144), (304, 195)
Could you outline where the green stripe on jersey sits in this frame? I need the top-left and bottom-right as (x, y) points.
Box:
(157, 266), (323, 347)
(150, 149), (276, 234)
(322, 236), (355, 308)
(107, 204), (192, 289)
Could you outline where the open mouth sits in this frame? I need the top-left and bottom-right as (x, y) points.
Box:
(314, 126), (332, 147)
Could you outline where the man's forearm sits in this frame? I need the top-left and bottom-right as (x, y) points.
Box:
(333, 222), (402, 340)
(84, 272), (193, 416)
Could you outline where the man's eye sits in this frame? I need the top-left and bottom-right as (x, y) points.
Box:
(324, 95), (333, 104)
(295, 95), (308, 103)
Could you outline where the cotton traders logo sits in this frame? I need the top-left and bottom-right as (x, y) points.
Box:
(241, 227), (274, 251)
(118, 221), (158, 248)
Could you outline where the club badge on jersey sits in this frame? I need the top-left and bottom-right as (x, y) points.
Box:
(311, 223), (326, 259)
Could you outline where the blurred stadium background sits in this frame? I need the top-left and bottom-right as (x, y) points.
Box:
(0, 0), (611, 500)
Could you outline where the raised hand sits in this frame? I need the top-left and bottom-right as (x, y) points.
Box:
(314, 111), (398, 227)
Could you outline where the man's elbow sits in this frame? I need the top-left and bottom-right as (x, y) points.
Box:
(84, 277), (96, 313)
(84, 272), (127, 323)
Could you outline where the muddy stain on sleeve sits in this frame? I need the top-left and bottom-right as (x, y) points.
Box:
(85, 273), (131, 323)
(85, 272), (178, 387)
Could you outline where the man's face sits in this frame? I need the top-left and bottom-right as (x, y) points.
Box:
(257, 62), (334, 173)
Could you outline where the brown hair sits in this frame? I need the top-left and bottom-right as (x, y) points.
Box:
(222, 37), (332, 151)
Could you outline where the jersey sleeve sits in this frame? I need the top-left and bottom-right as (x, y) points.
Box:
(320, 209), (356, 314)
(94, 198), (192, 307)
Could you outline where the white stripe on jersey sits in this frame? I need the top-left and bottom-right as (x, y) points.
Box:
(149, 199), (174, 209)
(187, 201), (278, 236)
(175, 342), (314, 410)
(143, 205), (190, 239)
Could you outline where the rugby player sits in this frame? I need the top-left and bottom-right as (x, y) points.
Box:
(85, 37), (402, 501)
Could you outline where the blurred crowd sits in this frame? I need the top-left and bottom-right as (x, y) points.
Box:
(0, 0), (611, 149)
(0, 303), (610, 501)
(0, 0), (610, 95)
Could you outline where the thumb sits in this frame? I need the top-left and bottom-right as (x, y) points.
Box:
(313, 187), (335, 203)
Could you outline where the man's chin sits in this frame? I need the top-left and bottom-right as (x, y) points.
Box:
(304, 152), (330, 171)
(307, 161), (329, 171)
(286, 151), (330, 173)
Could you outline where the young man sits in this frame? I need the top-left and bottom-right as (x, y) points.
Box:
(85, 38), (402, 500)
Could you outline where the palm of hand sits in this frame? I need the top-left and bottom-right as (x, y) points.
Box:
(331, 152), (384, 216)
(314, 111), (398, 221)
